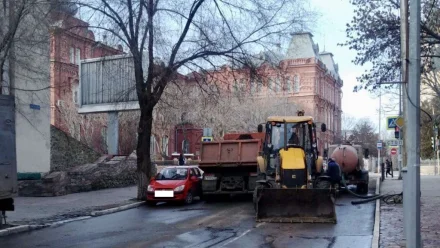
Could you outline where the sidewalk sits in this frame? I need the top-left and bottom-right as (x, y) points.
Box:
(380, 175), (440, 248)
(5, 186), (139, 226)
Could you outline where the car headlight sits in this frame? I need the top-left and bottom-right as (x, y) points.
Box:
(147, 185), (154, 192)
(174, 185), (185, 192)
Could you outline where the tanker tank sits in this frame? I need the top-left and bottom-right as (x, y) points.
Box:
(330, 145), (359, 174)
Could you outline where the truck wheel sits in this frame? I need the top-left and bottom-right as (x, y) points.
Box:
(356, 183), (368, 194)
(316, 179), (331, 189)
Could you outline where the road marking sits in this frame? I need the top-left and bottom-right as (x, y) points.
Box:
(218, 222), (266, 247)
(256, 222), (266, 228)
(219, 229), (252, 247)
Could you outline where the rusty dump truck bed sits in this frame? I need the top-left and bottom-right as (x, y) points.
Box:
(199, 133), (264, 167)
(199, 132), (264, 196)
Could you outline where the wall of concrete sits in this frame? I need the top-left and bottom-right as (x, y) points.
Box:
(7, 2), (51, 173)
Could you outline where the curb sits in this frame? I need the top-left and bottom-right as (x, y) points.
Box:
(0, 225), (30, 237)
(0, 201), (145, 237)
(371, 177), (381, 248)
(48, 216), (92, 228)
(91, 201), (145, 216)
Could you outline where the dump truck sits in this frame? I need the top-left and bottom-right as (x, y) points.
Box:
(199, 132), (265, 200)
(253, 111), (337, 223)
(327, 143), (369, 194)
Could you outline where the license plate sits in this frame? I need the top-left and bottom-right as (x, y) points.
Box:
(154, 190), (174, 197)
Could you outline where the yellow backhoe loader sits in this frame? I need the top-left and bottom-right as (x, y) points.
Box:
(253, 111), (337, 223)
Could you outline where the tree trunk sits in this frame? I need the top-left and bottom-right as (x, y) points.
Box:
(136, 107), (154, 200)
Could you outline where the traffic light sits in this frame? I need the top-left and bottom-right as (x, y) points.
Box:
(394, 126), (400, 139)
(432, 137), (436, 150)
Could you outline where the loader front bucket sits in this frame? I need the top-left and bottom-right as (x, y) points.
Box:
(255, 188), (337, 223)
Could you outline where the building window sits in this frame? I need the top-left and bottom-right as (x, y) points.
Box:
(162, 136), (169, 156)
(76, 48), (81, 65)
(69, 47), (75, 64)
(315, 78), (319, 94)
(182, 139), (189, 153)
(285, 77), (291, 92)
(72, 85), (79, 105)
(294, 75), (300, 93)
(274, 77), (280, 92)
(250, 79), (255, 94)
(267, 78), (273, 92)
(150, 135), (156, 155)
(232, 80), (238, 93)
(256, 79), (262, 92)
(239, 78), (246, 92)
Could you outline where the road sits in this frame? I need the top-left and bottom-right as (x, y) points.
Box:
(1, 189), (375, 248)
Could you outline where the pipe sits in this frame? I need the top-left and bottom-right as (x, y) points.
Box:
(340, 174), (379, 199)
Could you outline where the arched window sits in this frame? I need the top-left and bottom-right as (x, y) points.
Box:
(256, 79), (262, 92)
(285, 77), (291, 92)
(162, 136), (169, 156)
(275, 77), (280, 92)
(294, 75), (300, 93)
(267, 78), (273, 92)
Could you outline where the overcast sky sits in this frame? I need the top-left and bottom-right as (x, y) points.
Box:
(310, 0), (399, 135)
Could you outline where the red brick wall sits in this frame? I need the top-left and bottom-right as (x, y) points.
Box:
(50, 13), (123, 153)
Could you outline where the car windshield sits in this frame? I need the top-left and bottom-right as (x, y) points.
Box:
(156, 168), (188, 180)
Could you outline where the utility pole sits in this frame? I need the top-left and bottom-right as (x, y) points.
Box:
(378, 88), (382, 173)
(400, 0), (409, 180)
(404, 0), (421, 246)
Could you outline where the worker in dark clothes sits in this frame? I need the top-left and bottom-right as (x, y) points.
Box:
(178, 153), (186, 165)
(327, 158), (342, 184)
(386, 159), (393, 178)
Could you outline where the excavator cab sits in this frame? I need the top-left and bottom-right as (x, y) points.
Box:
(254, 112), (337, 223)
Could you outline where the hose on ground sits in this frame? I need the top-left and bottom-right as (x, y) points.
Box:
(340, 174), (380, 199)
(333, 171), (404, 205)
(351, 192), (403, 205)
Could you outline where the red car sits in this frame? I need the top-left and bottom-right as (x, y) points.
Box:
(146, 166), (203, 206)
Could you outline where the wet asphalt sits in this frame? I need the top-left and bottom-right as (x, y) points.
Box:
(0, 186), (376, 248)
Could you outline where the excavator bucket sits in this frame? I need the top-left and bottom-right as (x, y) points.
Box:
(255, 188), (337, 223)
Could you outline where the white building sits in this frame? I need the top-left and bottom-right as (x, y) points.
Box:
(1, 1), (51, 176)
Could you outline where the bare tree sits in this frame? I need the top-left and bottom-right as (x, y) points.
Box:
(348, 118), (379, 157)
(336, 113), (358, 143)
(156, 80), (304, 140)
(0, 0), (52, 95)
(75, 0), (316, 199)
(341, 113), (357, 131)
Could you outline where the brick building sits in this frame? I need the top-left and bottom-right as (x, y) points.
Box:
(203, 32), (343, 153)
(167, 123), (203, 159)
(49, 7), (123, 152)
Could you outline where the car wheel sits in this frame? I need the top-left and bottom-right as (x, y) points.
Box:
(185, 191), (194, 205)
(146, 201), (156, 207)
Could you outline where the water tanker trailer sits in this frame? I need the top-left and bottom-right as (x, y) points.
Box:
(327, 143), (369, 194)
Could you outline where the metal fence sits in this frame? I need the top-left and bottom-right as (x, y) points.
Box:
(420, 159), (440, 166)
